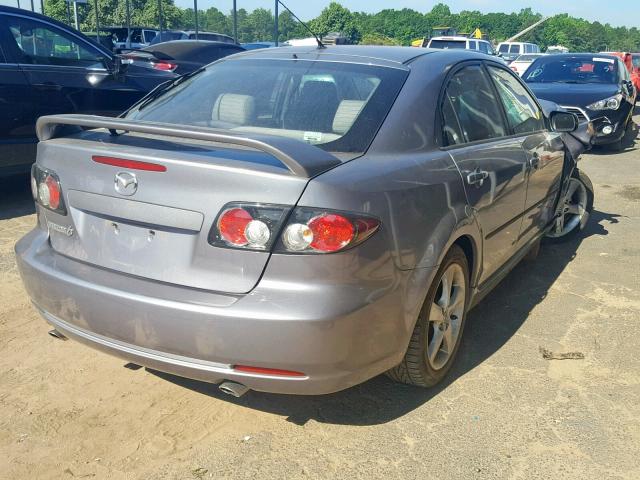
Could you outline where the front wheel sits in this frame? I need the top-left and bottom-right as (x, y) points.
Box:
(545, 170), (594, 242)
(386, 245), (469, 387)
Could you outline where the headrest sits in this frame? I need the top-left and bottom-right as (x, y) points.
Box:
(212, 93), (255, 125)
(332, 100), (365, 134)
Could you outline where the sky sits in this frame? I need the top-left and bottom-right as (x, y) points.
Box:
(2, 0), (639, 28)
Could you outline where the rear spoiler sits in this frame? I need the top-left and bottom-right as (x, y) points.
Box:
(36, 114), (342, 178)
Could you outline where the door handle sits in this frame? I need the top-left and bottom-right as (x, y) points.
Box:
(528, 154), (540, 170)
(466, 168), (489, 187)
(33, 82), (62, 91)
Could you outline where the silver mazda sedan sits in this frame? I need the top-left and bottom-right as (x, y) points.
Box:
(16, 46), (593, 396)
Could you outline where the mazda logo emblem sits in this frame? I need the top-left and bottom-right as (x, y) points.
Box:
(114, 172), (138, 196)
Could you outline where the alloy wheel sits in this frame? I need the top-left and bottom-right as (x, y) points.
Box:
(427, 263), (466, 370)
(547, 177), (588, 238)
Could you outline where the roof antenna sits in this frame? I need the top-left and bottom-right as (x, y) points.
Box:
(277, 0), (326, 49)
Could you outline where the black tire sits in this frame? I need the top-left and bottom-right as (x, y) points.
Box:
(386, 245), (469, 387)
(544, 169), (594, 243)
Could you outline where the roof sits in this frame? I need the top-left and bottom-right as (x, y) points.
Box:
(430, 36), (470, 41)
(545, 53), (619, 59)
(238, 45), (434, 67)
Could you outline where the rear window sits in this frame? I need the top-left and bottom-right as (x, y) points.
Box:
(516, 54), (541, 62)
(524, 56), (620, 84)
(429, 40), (466, 49)
(127, 58), (408, 156)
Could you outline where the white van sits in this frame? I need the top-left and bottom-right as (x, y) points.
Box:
(427, 36), (497, 56)
(497, 42), (541, 63)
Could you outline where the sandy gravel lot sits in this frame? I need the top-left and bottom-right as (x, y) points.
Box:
(1, 112), (639, 480)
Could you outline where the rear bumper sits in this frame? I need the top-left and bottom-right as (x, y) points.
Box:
(16, 228), (430, 395)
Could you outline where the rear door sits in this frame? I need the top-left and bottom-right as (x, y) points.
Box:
(441, 63), (529, 282)
(0, 16), (36, 173)
(486, 64), (565, 244)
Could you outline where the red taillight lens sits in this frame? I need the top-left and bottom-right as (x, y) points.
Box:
(217, 207), (253, 246)
(234, 365), (306, 377)
(152, 61), (177, 71)
(45, 175), (61, 210)
(308, 214), (354, 252)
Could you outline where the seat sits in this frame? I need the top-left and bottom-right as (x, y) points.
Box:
(332, 100), (365, 135)
(211, 93), (255, 126)
(284, 81), (340, 132)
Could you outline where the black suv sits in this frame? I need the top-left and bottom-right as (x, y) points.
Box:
(0, 6), (177, 176)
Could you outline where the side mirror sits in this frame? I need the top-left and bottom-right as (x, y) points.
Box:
(550, 111), (579, 133)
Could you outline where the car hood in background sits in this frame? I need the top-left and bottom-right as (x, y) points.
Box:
(527, 82), (620, 108)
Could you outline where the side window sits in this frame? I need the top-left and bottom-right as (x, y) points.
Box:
(441, 95), (464, 145)
(6, 17), (102, 67)
(469, 41), (477, 50)
(478, 42), (489, 54)
(130, 30), (142, 43)
(143, 30), (157, 43)
(488, 66), (545, 135)
(442, 65), (507, 145)
(509, 44), (520, 54)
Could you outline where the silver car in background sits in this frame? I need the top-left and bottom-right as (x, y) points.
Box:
(16, 46), (593, 396)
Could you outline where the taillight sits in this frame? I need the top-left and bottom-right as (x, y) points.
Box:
(209, 203), (291, 251)
(277, 208), (379, 254)
(152, 61), (177, 71)
(209, 204), (380, 254)
(31, 165), (66, 215)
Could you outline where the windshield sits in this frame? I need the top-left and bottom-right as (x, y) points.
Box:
(126, 58), (408, 156)
(523, 56), (620, 84)
(429, 40), (466, 49)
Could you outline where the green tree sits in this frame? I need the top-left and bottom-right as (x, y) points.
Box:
(310, 2), (360, 43)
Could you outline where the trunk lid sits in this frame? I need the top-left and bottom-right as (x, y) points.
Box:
(38, 128), (317, 294)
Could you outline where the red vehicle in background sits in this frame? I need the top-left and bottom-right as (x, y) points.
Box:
(605, 52), (640, 99)
(632, 54), (640, 99)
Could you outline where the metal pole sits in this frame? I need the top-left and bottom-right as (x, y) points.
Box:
(30, 0), (34, 11)
(17, 0), (21, 9)
(73, 1), (79, 31)
(66, 0), (71, 25)
(194, 0), (198, 40)
(125, 0), (131, 49)
(40, 0), (44, 15)
(274, 0), (278, 46)
(158, 0), (164, 39)
(94, 0), (99, 42)
(233, 0), (237, 43)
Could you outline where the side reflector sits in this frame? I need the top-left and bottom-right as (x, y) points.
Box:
(234, 365), (306, 377)
(92, 156), (167, 172)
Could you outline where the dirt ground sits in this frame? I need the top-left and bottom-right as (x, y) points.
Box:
(1, 112), (639, 480)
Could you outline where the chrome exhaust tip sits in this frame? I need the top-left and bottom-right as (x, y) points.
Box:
(218, 381), (250, 398)
(48, 329), (67, 340)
